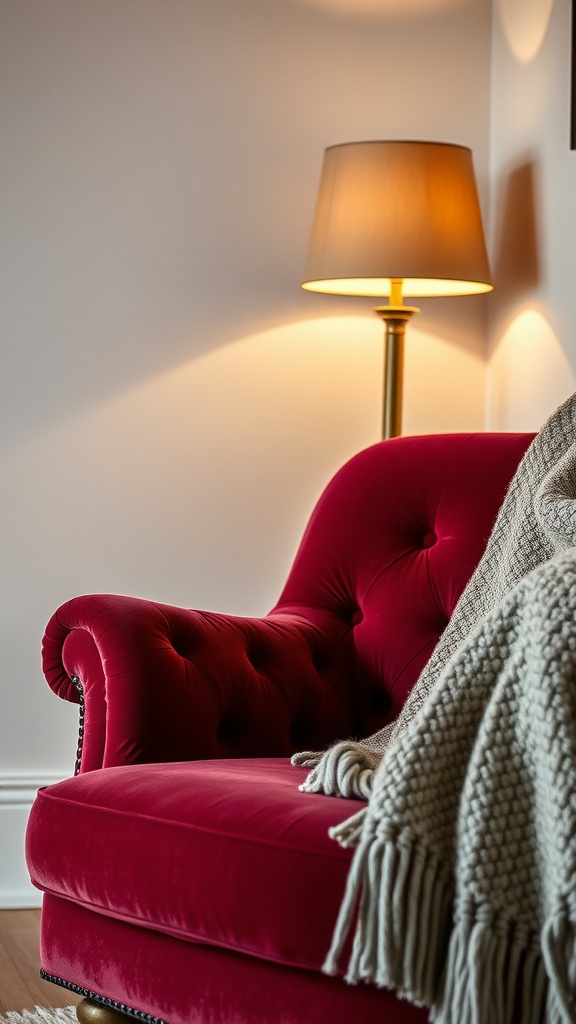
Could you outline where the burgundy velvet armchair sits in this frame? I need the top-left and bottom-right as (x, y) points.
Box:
(26, 432), (532, 1024)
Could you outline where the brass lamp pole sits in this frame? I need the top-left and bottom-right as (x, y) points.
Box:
(374, 279), (419, 439)
(301, 141), (493, 439)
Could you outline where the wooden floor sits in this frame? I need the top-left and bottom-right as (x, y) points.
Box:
(0, 909), (80, 1014)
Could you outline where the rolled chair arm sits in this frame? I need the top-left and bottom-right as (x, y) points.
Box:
(42, 594), (360, 773)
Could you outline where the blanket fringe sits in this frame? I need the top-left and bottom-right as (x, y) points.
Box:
(322, 826), (452, 1006)
(294, 742), (381, 799)
(323, 825), (559, 1024)
(329, 807), (367, 848)
(541, 914), (576, 1023)
(290, 750), (322, 769)
(431, 913), (550, 1024)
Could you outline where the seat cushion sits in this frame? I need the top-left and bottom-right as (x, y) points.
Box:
(27, 758), (362, 972)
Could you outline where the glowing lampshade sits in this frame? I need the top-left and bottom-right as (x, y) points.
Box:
(302, 140), (492, 299)
(301, 140), (492, 437)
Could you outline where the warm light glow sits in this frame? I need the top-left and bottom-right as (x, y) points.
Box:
(302, 141), (492, 300)
(487, 309), (575, 431)
(295, 0), (476, 17)
(403, 327), (485, 434)
(302, 278), (493, 298)
(496, 0), (554, 62)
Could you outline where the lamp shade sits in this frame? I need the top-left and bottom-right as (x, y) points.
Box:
(301, 140), (492, 299)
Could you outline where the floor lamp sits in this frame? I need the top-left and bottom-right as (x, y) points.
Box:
(301, 141), (493, 439)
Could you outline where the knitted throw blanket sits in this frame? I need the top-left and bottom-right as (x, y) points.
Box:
(295, 393), (576, 1024)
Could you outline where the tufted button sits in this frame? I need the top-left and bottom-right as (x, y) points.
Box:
(351, 609), (364, 626)
(371, 689), (391, 715)
(216, 716), (237, 743)
(311, 651), (325, 671)
(289, 721), (307, 747)
(422, 531), (437, 549)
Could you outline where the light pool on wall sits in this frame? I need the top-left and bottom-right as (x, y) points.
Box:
(294, 0), (477, 17)
(496, 0), (554, 62)
(488, 308), (575, 431)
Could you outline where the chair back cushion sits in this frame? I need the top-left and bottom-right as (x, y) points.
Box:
(271, 433), (533, 738)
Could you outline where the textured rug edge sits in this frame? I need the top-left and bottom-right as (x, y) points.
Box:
(0, 1008), (77, 1024)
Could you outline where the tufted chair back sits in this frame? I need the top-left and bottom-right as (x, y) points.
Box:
(43, 431), (533, 770)
(270, 432), (533, 742)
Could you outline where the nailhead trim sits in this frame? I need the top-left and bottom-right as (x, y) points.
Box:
(40, 969), (168, 1024)
(70, 676), (85, 776)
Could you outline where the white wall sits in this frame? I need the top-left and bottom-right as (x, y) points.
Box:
(487, 0), (576, 429)
(0, 0), (491, 905)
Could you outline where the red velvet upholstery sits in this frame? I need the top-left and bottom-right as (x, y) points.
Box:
(38, 896), (426, 1024)
(42, 433), (532, 772)
(27, 433), (534, 1024)
(28, 760), (359, 971)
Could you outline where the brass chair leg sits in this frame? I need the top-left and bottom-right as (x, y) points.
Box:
(76, 998), (131, 1024)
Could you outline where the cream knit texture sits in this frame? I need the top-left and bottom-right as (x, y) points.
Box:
(295, 393), (576, 1023)
(293, 393), (576, 798)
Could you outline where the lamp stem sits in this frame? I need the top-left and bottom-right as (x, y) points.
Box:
(389, 278), (403, 306)
(373, 304), (419, 440)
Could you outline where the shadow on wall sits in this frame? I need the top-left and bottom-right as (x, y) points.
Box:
(488, 155), (576, 430)
(492, 158), (540, 314)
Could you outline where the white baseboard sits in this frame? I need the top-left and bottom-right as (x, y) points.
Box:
(0, 774), (69, 909)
